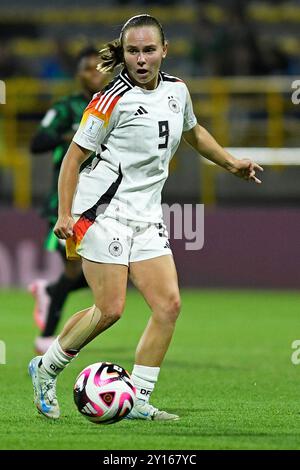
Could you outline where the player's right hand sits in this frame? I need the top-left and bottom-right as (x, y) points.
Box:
(53, 215), (75, 239)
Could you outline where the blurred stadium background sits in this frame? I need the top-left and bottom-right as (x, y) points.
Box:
(1, 0), (300, 289)
(1, 0), (300, 452)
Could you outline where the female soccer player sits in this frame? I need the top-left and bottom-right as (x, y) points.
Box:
(29, 14), (263, 421)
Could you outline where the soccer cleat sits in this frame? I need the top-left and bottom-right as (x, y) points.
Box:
(34, 336), (56, 355)
(28, 356), (60, 419)
(126, 399), (179, 421)
(28, 279), (51, 331)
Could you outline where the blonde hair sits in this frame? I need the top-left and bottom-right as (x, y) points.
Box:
(97, 14), (165, 73)
(97, 39), (123, 73)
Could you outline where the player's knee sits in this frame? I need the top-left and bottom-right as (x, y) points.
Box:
(156, 294), (181, 323)
(96, 299), (125, 323)
(168, 295), (181, 321)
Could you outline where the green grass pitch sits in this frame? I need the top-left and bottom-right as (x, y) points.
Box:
(1, 288), (300, 450)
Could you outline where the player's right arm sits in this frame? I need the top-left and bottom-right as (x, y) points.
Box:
(54, 91), (117, 239)
(54, 142), (92, 239)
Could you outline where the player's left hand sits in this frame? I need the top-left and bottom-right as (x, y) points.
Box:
(230, 159), (264, 184)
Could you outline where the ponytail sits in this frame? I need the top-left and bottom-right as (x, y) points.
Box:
(97, 39), (123, 73)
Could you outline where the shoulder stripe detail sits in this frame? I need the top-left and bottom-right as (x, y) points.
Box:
(102, 85), (129, 114)
(160, 71), (183, 83)
(96, 80), (124, 111)
(100, 75), (122, 95)
(120, 70), (135, 88)
(81, 73), (131, 128)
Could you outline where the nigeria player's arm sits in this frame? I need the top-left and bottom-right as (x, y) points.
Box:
(31, 130), (64, 153)
(31, 100), (72, 154)
(183, 123), (263, 184)
(54, 142), (92, 239)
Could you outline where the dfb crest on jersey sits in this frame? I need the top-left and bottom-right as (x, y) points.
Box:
(168, 96), (180, 113)
(109, 238), (123, 257)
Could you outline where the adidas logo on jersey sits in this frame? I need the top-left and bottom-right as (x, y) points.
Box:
(134, 106), (148, 116)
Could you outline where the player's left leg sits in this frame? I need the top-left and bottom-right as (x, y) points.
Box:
(127, 254), (181, 421)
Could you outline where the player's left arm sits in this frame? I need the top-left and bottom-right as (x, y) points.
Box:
(183, 123), (263, 184)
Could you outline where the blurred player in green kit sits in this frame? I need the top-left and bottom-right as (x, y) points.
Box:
(29, 47), (107, 354)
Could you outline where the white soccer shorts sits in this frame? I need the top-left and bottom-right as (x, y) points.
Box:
(73, 214), (172, 265)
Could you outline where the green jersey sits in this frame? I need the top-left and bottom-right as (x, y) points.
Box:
(35, 92), (93, 224)
(32, 92), (93, 251)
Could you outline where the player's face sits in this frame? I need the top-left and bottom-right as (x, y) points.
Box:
(123, 26), (167, 90)
(77, 55), (105, 94)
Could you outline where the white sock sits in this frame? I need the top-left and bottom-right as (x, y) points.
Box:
(131, 364), (160, 402)
(40, 338), (78, 377)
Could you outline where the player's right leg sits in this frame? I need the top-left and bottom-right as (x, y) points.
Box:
(28, 260), (128, 419)
(34, 259), (86, 354)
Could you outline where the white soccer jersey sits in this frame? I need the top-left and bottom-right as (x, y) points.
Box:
(72, 68), (197, 223)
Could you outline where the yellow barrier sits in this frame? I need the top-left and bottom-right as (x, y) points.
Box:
(2, 4), (300, 24)
(0, 6), (196, 24)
